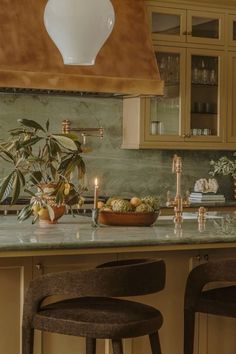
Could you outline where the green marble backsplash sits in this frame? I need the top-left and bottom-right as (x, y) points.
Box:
(0, 93), (234, 202)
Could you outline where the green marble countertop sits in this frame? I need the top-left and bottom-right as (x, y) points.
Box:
(0, 213), (236, 256)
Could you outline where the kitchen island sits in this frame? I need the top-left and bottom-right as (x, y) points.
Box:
(1, 213), (236, 354)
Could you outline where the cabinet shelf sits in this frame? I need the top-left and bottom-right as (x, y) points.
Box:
(165, 82), (180, 86)
(191, 83), (218, 87)
(191, 112), (217, 115)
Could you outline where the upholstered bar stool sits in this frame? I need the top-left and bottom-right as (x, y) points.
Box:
(22, 258), (166, 354)
(184, 258), (236, 354)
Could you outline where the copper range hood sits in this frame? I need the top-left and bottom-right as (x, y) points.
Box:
(0, 0), (163, 96)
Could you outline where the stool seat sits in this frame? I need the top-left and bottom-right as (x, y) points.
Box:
(34, 297), (163, 339)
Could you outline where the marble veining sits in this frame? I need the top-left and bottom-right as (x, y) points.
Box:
(0, 93), (234, 203)
(0, 214), (236, 254)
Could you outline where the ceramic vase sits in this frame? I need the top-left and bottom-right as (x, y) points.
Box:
(36, 184), (65, 224)
(44, 0), (115, 65)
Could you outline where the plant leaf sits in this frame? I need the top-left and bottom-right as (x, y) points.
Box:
(24, 189), (37, 198)
(49, 138), (61, 156)
(17, 170), (26, 187)
(46, 204), (55, 221)
(29, 171), (43, 186)
(77, 159), (86, 179)
(17, 204), (33, 222)
(17, 119), (45, 132)
(32, 213), (39, 224)
(55, 185), (65, 204)
(0, 172), (15, 202)
(11, 173), (21, 204)
(51, 135), (78, 151)
(46, 119), (49, 132)
(19, 136), (42, 148)
(0, 149), (15, 162)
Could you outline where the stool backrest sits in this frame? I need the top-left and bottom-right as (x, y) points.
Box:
(23, 258), (165, 326)
(96, 258), (165, 296)
(185, 258), (236, 310)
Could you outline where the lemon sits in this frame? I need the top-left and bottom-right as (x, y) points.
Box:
(130, 197), (142, 207)
(97, 201), (105, 209)
(32, 204), (41, 214)
(64, 183), (71, 195)
(37, 207), (49, 218)
(102, 207), (112, 212)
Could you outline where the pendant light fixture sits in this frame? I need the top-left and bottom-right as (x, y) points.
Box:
(44, 0), (115, 65)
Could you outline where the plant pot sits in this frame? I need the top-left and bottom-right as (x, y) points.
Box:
(38, 204), (66, 224)
(36, 183), (65, 224)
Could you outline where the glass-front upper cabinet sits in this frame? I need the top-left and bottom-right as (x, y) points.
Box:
(144, 46), (186, 142)
(147, 5), (225, 46)
(147, 6), (186, 42)
(187, 10), (225, 45)
(228, 14), (236, 46)
(144, 48), (225, 144)
(186, 49), (225, 141)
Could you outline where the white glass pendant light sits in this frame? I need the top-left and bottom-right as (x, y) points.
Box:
(44, 0), (115, 65)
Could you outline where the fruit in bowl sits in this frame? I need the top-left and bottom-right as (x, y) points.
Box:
(98, 195), (160, 226)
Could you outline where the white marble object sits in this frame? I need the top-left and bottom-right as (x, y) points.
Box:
(194, 178), (219, 193)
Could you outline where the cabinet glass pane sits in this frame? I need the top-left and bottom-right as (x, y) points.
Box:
(191, 16), (219, 39)
(149, 52), (180, 136)
(191, 55), (219, 136)
(152, 13), (181, 36)
(233, 20), (236, 40)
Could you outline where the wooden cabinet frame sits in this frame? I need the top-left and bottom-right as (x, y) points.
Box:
(122, 47), (227, 149)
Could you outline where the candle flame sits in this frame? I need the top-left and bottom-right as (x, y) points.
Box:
(94, 178), (98, 187)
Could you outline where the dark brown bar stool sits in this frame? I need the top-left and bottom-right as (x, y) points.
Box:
(22, 258), (165, 354)
(184, 258), (236, 354)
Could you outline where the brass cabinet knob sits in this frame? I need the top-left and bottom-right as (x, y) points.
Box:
(35, 263), (42, 271)
(182, 133), (191, 138)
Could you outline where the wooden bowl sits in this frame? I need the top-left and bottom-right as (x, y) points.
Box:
(98, 210), (159, 226)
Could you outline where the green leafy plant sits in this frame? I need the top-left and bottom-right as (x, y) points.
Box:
(0, 118), (86, 223)
(209, 155), (236, 177)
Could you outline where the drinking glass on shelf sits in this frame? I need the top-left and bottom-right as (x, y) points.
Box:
(192, 67), (199, 83)
(209, 69), (217, 85)
(159, 57), (166, 81)
(200, 60), (209, 84)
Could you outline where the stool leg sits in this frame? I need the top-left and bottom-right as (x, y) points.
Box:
(86, 338), (96, 354)
(184, 309), (195, 354)
(149, 332), (162, 354)
(112, 339), (123, 354)
(22, 327), (34, 354)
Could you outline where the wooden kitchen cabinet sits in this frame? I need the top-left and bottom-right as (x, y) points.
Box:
(147, 3), (225, 46)
(122, 47), (226, 149)
(228, 14), (236, 47)
(0, 257), (32, 354)
(227, 51), (236, 143)
(122, 1), (236, 150)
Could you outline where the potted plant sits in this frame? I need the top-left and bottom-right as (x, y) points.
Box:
(209, 154), (236, 199)
(209, 155), (236, 177)
(0, 118), (86, 223)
